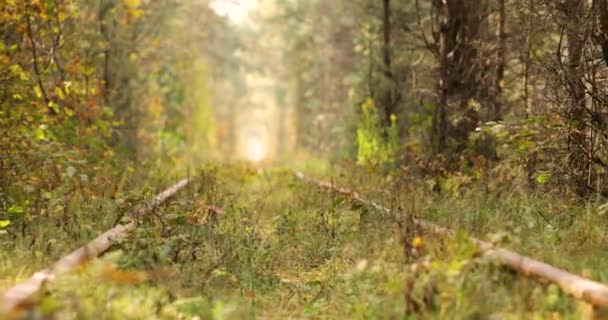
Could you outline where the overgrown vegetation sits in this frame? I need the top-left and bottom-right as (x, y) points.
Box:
(3, 165), (605, 319)
(3, 0), (608, 319)
(356, 98), (399, 167)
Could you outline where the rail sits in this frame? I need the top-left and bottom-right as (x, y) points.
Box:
(0, 178), (192, 318)
(294, 171), (608, 311)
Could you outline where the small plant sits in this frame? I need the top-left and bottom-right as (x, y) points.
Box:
(356, 98), (399, 167)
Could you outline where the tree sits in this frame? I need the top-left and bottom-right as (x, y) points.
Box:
(562, 0), (589, 196)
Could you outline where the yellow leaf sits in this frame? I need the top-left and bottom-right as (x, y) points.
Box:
(34, 85), (42, 98)
(411, 236), (424, 248)
(56, 87), (65, 100)
(123, 0), (141, 9)
(34, 127), (46, 140)
(131, 9), (144, 18)
(48, 101), (60, 114)
(63, 81), (72, 95)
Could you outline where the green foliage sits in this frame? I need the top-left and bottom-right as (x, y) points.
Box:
(37, 252), (180, 319)
(0, 0), (236, 231)
(356, 98), (399, 167)
(403, 231), (580, 319)
(2, 164), (607, 319)
(3, 0), (608, 317)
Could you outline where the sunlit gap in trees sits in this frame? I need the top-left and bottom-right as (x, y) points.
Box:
(209, 0), (257, 25)
(239, 126), (268, 162)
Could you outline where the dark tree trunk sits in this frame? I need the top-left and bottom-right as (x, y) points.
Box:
(99, 0), (113, 107)
(564, 0), (590, 196)
(381, 0), (396, 128)
(432, 1), (449, 153)
(494, 0), (507, 121)
(595, 0), (608, 65)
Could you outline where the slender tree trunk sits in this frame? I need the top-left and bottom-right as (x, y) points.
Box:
(433, 2), (449, 153)
(381, 0), (395, 128)
(431, 1), (454, 154)
(25, 7), (54, 114)
(494, 0), (507, 121)
(294, 71), (304, 150)
(522, 0), (534, 116)
(436, 30), (448, 153)
(595, 0), (608, 65)
(564, 0), (589, 196)
(99, 0), (111, 107)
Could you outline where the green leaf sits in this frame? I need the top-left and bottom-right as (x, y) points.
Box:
(9, 64), (28, 81)
(8, 205), (24, 214)
(536, 173), (550, 184)
(34, 127), (46, 140)
(0, 220), (10, 228)
(48, 101), (61, 114)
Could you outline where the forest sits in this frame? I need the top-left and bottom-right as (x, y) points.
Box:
(2, 0), (608, 319)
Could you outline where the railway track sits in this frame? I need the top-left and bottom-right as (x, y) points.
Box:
(2, 169), (608, 318)
(293, 171), (608, 317)
(0, 178), (192, 318)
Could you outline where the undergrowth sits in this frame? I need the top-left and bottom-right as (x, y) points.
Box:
(1, 163), (605, 319)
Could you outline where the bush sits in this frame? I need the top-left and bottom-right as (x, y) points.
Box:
(356, 98), (398, 167)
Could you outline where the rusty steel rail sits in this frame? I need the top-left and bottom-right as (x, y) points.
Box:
(0, 178), (192, 318)
(294, 171), (608, 309)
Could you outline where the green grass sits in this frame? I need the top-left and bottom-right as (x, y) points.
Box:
(1, 163), (606, 319)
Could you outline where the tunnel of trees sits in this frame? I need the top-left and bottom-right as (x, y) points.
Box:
(4, 0), (608, 197)
(0, 0), (608, 317)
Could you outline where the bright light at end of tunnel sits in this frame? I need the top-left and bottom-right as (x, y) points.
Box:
(209, 0), (257, 25)
(243, 134), (267, 162)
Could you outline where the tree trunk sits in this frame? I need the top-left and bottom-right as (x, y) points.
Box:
(595, 0), (608, 65)
(522, 0), (534, 115)
(381, 0), (396, 128)
(494, 0), (507, 121)
(99, 0), (112, 107)
(564, 0), (590, 196)
(432, 1), (449, 153)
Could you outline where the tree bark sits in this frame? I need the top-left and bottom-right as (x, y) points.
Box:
(494, 0), (507, 121)
(595, 0), (608, 65)
(432, 1), (449, 153)
(381, 0), (396, 128)
(564, 0), (590, 196)
(98, 0), (113, 107)
(25, 7), (54, 114)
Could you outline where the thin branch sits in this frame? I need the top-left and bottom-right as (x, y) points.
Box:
(25, 7), (55, 114)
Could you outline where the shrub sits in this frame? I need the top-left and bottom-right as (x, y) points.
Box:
(356, 98), (398, 167)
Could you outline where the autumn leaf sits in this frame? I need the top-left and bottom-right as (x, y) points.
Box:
(34, 127), (46, 140)
(123, 0), (141, 9)
(411, 236), (424, 249)
(48, 101), (61, 114)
